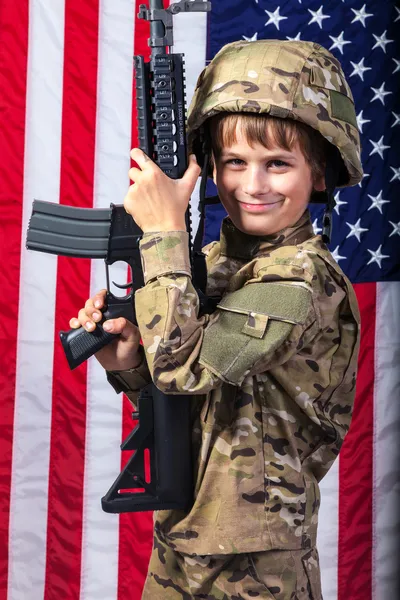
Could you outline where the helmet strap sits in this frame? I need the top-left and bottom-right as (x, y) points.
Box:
(321, 145), (342, 244)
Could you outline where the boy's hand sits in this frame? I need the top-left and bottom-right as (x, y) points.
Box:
(124, 149), (201, 233)
(69, 289), (142, 372)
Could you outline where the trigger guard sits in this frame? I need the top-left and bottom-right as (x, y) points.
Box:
(112, 280), (133, 290)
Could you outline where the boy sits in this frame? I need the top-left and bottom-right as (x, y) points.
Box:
(71, 40), (362, 599)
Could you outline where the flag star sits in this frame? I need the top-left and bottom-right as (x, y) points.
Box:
(331, 246), (346, 263)
(395, 7), (400, 21)
(392, 113), (400, 127)
(329, 31), (351, 54)
(367, 190), (390, 214)
(243, 32), (258, 41)
(333, 191), (347, 215)
(312, 218), (322, 235)
(346, 218), (368, 242)
(358, 171), (370, 187)
(351, 4), (373, 27)
(308, 6), (330, 29)
(371, 82), (392, 105)
(367, 245), (390, 268)
(389, 221), (400, 237)
(287, 32), (302, 41)
(393, 58), (400, 74)
(264, 7), (288, 30)
(372, 31), (394, 53)
(390, 167), (400, 182)
(356, 109), (371, 133)
(370, 136), (390, 159)
(350, 58), (371, 81)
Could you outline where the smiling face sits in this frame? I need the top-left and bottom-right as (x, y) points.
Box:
(211, 115), (326, 237)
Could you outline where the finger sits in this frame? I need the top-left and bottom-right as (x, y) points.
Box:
(182, 154), (202, 191)
(130, 147), (155, 171)
(103, 317), (140, 340)
(78, 308), (96, 331)
(128, 166), (142, 182)
(93, 289), (107, 310)
(69, 317), (80, 329)
(103, 317), (128, 334)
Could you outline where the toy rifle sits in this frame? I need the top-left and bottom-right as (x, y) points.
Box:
(26, 0), (212, 514)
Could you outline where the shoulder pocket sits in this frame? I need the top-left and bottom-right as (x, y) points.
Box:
(199, 282), (312, 385)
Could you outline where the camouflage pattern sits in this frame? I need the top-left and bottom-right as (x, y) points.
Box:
(113, 210), (360, 557)
(187, 39), (363, 187)
(142, 530), (322, 599)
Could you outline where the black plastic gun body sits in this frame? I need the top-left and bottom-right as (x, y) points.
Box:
(26, 0), (212, 514)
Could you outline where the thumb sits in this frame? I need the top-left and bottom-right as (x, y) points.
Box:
(182, 154), (201, 191)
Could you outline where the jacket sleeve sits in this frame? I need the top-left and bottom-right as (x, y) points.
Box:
(135, 231), (318, 394)
(105, 344), (152, 405)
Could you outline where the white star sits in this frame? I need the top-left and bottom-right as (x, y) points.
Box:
(351, 4), (373, 27)
(308, 6), (330, 29)
(393, 58), (400, 74)
(392, 113), (400, 127)
(358, 171), (370, 187)
(356, 110), (371, 133)
(367, 245), (390, 268)
(329, 31), (351, 54)
(287, 32), (302, 41)
(350, 58), (371, 81)
(367, 191), (390, 214)
(371, 82), (392, 105)
(395, 7), (400, 22)
(333, 191), (347, 215)
(331, 246), (346, 263)
(389, 221), (400, 237)
(264, 7), (288, 30)
(390, 167), (400, 182)
(370, 136), (390, 159)
(372, 31), (394, 53)
(243, 32), (258, 42)
(312, 218), (322, 235)
(346, 218), (368, 242)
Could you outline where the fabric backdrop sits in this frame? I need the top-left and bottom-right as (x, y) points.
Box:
(0, 1), (399, 599)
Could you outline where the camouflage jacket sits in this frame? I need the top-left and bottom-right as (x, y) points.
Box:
(107, 210), (360, 555)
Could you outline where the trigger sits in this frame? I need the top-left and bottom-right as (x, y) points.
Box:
(112, 280), (133, 290)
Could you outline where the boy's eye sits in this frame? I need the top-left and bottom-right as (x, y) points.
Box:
(226, 158), (245, 166)
(269, 159), (288, 168)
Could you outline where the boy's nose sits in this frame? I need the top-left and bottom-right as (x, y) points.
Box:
(242, 167), (269, 197)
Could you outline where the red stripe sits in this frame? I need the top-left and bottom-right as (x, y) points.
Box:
(0, 1), (29, 597)
(117, 3), (156, 599)
(43, 2), (99, 598)
(338, 282), (375, 600)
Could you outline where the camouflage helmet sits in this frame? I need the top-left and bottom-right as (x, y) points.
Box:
(187, 39), (363, 187)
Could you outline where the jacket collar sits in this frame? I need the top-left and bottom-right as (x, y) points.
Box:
(219, 209), (315, 260)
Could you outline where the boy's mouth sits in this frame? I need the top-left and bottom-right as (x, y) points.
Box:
(238, 200), (283, 213)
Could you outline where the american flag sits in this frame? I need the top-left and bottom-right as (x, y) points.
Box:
(0, 1), (399, 599)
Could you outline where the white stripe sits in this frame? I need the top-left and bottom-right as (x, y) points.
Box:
(9, 1), (65, 598)
(373, 281), (400, 600)
(80, 1), (136, 598)
(318, 457), (340, 600)
(171, 0), (208, 238)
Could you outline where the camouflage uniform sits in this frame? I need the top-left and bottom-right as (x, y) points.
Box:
(107, 40), (363, 599)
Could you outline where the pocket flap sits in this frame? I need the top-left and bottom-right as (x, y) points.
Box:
(242, 312), (269, 338)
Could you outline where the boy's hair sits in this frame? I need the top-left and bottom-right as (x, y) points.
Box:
(208, 113), (328, 186)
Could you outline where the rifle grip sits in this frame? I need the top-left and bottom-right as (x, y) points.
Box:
(60, 324), (118, 370)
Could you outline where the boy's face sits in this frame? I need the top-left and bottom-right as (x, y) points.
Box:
(213, 122), (325, 237)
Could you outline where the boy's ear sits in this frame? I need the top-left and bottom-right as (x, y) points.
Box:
(313, 174), (326, 192)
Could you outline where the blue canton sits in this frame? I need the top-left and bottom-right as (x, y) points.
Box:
(203, 0), (400, 283)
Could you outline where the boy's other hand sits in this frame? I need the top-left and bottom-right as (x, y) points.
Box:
(124, 149), (201, 233)
(69, 289), (142, 372)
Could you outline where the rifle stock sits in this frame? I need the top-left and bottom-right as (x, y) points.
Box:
(26, 0), (212, 514)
